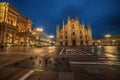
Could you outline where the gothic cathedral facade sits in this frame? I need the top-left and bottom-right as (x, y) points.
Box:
(56, 17), (92, 46)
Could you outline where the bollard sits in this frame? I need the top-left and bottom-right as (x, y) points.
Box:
(62, 57), (65, 60)
(30, 57), (33, 60)
(32, 62), (34, 65)
(35, 56), (37, 59)
(49, 60), (51, 64)
(39, 60), (41, 64)
(14, 62), (18, 66)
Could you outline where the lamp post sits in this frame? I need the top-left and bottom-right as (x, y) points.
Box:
(105, 34), (111, 45)
(97, 40), (101, 46)
(49, 35), (54, 46)
(37, 28), (43, 47)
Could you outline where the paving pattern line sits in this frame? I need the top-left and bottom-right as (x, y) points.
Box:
(70, 61), (120, 65)
(59, 48), (64, 55)
(65, 48), (92, 55)
(58, 72), (75, 80)
(76, 49), (92, 55)
(61, 53), (92, 55)
(19, 69), (34, 80)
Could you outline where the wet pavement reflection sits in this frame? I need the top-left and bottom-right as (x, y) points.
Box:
(0, 46), (120, 80)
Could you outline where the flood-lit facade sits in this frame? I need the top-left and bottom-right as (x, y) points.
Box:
(0, 2), (52, 47)
(93, 35), (120, 46)
(56, 17), (92, 46)
(31, 28), (52, 46)
(0, 2), (33, 47)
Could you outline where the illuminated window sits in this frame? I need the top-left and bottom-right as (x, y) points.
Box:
(86, 41), (88, 45)
(65, 36), (67, 39)
(86, 36), (88, 39)
(60, 42), (62, 45)
(60, 36), (62, 38)
(80, 36), (82, 39)
(72, 24), (74, 29)
(73, 32), (75, 35)
(11, 20), (13, 25)
(65, 31), (67, 34)
(80, 31), (82, 34)
(65, 42), (68, 45)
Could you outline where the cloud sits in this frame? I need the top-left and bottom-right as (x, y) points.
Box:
(2, 0), (120, 38)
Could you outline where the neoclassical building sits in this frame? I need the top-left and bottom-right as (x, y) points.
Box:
(0, 2), (33, 47)
(31, 28), (52, 46)
(0, 2), (54, 47)
(93, 34), (120, 46)
(0, 2), (55, 47)
(56, 17), (92, 46)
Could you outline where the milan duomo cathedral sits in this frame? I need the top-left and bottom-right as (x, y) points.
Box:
(56, 17), (92, 46)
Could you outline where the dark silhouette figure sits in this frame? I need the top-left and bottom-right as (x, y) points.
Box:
(0, 45), (4, 51)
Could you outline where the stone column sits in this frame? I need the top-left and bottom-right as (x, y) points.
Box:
(24, 33), (26, 46)
(29, 35), (31, 46)
(1, 25), (7, 47)
(0, 27), (2, 45)
(18, 36), (20, 46)
(12, 31), (15, 47)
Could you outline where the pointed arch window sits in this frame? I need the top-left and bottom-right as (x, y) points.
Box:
(65, 31), (67, 34)
(73, 32), (75, 35)
(80, 31), (82, 34)
(72, 24), (74, 29)
(80, 36), (82, 39)
(65, 36), (68, 39)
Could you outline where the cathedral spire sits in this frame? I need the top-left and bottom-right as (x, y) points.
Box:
(87, 23), (91, 30)
(63, 20), (64, 27)
(76, 17), (78, 20)
(75, 17), (79, 24)
(68, 16), (71, 21)
(56, 24), (60, 30)
(67, 16), (71, 24)
(82, 20), (84, 25)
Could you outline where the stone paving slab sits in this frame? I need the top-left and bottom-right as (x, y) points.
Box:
(58, 72), (75, 80)
(0, 67), (22, 80)
(40, 71), (58, 80)
(9, 69), (31, 80)
(26, 71), (58, 80)
(0, 46), (120, 80)
(26, 71), (75, 80)
(71, 64), (120, 80)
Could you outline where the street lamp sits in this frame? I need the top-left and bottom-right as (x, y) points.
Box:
(49, 35), (54, 46)
(37, 28), (43, 32)
(37, 28), (43, 47)
(105, 34), (111, 45)
(97, 40), (101, 46)
(105, 34), (111, 38)
(49, 35), (54, 38)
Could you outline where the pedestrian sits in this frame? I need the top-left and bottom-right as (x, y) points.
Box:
(44, 58), (48, 65)
(62, 57), (65, 60)
(30, 57), (33, 60)
(0, 45), (2, 51)
(39, 60), (41, 64)
(0, 45), (4, 51)
(35, 56), (37, 59)
(49, 60), (51, 64)
(32, 62), (34, 65)
(58, 61), (62, 65)
(14, 62), (18, 66)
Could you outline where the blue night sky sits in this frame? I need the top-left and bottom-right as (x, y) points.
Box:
(1, 0), (120, 38)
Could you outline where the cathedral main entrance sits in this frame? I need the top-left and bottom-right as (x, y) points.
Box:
(72, 40), (76, 46)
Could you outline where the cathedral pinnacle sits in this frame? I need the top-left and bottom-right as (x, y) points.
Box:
(63, 20), (64, 27)
(82, 20), (84, 25)
(87, 23), (91, 29)
(68, 16), (71, 20)
(76, 17), (78, 20)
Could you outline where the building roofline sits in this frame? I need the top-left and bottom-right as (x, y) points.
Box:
(0, 2), (33, 23)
